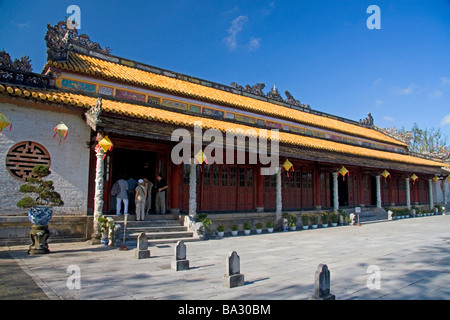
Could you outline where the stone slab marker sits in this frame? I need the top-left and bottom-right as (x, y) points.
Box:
(310, 264), (335, 300)
(136, 232), (150, 259)
(171, 241), (190, 271)
(223, 251), (244, 288)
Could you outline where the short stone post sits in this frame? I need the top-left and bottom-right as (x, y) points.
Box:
(223, 251), (245, 288)
(387, 210), (394, 221)
(171, 241), (190, 271)
(136, 232), (150, 259)
(310, 264), (335, 300)
(349, 213), (356, 225)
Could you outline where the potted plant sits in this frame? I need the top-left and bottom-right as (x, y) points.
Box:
(310, 213), (319, 229)
(282, 212), (290, 231)
(266, 221), (274, 233)
(231, 224), (238, 236)
(321, 212), (329, 228)
(216, 224), (225, 238)
(289, 213), (297, 231)
(197, 213), (212, 234)
(16, 165), (64, 254)
(243, 222), (251, 235)
(330, 212), (339, 227)
(301, 214), (310, 230)
(97, 217), (109, 246)
(338, 209), (347, 225)
(255, 222), (263, 234)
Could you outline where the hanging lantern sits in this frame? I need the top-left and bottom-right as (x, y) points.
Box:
(194, 150), (207, 165)
(381, 170), (390, 181)
(338, 166), (349, 180)
(95, 135), (113, 159)
(0, 113), (12, 132)
(282, 159), (294, 177)
(53, 122), (69, 145)
(410, 174), (418, 185)
(433, 176), (440, 182)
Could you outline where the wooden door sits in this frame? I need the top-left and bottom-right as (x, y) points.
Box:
(320, 172), (330, 208)
(263, 174), (276, 210)
(302, 171), (314, 208)
(237, 165), (254, 211)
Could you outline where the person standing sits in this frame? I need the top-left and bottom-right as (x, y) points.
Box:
(143, 178), (153, 214)
(155, 174), (168, 214)
(127, 176), (138, 213)
(135, 179), (147, 221)
(115, 175), (129, 215)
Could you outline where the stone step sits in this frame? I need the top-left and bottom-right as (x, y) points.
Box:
(116, 220), (182, 228)
(129, 231), (194, 240)
(127, 226), (187, 233)
(147, 237), (199, 245)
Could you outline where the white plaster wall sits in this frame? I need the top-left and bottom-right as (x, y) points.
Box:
(0, 101), (91, 215)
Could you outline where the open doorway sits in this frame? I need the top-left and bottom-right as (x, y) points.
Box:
(111, 148), (157, 214)
(338, 175), (349, 207)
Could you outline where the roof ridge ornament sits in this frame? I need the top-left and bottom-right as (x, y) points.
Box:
(230, 81), (310, 109)
(0, 50), (33, 72)
(45, 21), (112, 62)
(360, 113), (374, 128)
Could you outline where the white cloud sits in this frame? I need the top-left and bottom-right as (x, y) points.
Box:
(395, 84), (415, 95)
(223, 15), (248, 50)
(373, 78), (382, 85)
(17, 22), (30, 28)
(428, 89), (442, 99)
(383, 116), (395, 122)
(441, 76), (450, 86)
(375, 99), (384, 105)
(441, 114), (450, 126)
(247, 37), (261, 51)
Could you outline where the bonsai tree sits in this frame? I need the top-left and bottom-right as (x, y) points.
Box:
(17, 165), (64, 208)
(243, 222), (251, 230)
(255, 222), (263, 230)
(266, 221), (274, 229)
(231, 224), (238, 231)
(217, 225), (225, 232)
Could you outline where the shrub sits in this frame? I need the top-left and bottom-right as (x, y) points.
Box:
(288, 214), (297, 227)
(310, 213), (319, 225)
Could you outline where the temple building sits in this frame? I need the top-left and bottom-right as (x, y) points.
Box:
(1, 21), (449, 242)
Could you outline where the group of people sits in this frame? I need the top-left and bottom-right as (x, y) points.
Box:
(112, 174), (168, 220)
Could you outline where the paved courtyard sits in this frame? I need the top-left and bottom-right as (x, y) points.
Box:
(1, 214), (450, 301)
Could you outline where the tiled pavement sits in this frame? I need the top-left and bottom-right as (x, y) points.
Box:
(1, 214), (450, 300)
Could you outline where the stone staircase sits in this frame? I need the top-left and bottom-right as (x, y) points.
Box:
(339, 207), (388, 223)
(107, 214), (199, 245)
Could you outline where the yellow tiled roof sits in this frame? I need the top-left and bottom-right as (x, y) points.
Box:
(46, 52), (407, 148)
(1, 82), (446, 169)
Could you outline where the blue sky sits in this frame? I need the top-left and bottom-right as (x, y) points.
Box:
(1, 0), (450, 141)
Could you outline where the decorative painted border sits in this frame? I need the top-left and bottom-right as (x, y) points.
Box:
(58, 75), (407, 154)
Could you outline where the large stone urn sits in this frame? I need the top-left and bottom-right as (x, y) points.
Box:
(27, 206), (53, 254)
